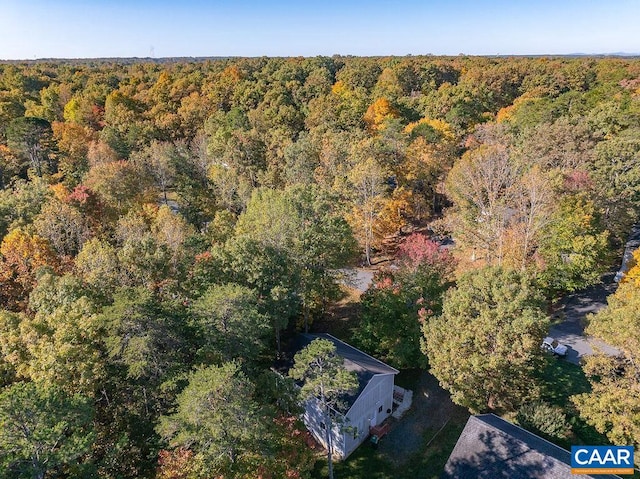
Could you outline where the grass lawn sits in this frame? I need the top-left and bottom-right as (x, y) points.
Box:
(539, 357), (591, 408)
(537, 357), (614, 448)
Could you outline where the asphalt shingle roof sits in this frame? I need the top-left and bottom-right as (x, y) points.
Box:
(443, 414), (622, 479)
(288, 333), (398, 413)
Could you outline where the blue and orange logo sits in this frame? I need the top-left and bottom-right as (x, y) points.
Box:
(571, 446), (634, 475)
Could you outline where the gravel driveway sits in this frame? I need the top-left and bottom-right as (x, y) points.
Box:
(338, 268), (375, 293)
(377, 372), (467, 465)
(549, 272), (620, 365)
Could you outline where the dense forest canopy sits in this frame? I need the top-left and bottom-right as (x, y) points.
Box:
(0, 55), (639, 478)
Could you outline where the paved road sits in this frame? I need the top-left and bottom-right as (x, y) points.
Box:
(549, 272), (620, 365)
(340, 267), (622, 365)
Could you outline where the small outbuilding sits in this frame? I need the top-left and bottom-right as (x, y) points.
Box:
(290, 333), (399, 459)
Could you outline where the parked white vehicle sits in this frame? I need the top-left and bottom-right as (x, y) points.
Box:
(542, 337), (568, 357)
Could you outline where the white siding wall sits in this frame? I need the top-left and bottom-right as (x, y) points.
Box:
(303, 397), (346, 458)
(342, 373), (395, 458)
(302, 374), (396, 459)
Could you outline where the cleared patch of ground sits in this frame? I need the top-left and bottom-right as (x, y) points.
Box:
(379, 371), (468, 466)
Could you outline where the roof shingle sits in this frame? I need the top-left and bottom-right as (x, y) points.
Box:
(443, 414), (622, 479)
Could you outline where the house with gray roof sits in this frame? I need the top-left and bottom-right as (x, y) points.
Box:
(443, 414), (622, 479)
(291, 333), (399, 459)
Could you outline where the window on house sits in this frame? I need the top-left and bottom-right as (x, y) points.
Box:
(378, 405), (383, 413)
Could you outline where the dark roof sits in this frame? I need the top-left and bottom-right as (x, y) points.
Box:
(288, 333), (398, 413)
(443, 414), (622, 479)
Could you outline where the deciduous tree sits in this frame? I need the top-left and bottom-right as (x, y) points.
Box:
(0, 228), (60, 310)
(536, 194), (609, 299)
(355, 236), (454, 368)
(572, 281), (640, 460)
(157, 362), (267, 478)
(190, 283), (269, 364)
(424, 266), (548, 413)
(6, 117), (57, 177)
(0, 382), (94, 479)
(347, 157), (387, 265)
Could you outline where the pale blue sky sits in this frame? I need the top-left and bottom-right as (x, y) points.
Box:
(1, 0), (638, 59)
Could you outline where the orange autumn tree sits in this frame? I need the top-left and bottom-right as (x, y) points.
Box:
(0, 228), (60, 310)
(156, 448), (197, 479)
(363, 98), (399, 133)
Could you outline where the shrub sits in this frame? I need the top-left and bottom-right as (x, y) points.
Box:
(516, 401), (571, 441)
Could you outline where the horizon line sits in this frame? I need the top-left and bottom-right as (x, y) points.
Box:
(2, 52), (640, 63)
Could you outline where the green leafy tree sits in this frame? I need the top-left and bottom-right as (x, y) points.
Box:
(84, 160), (152, 218)
(289, 338), (358, 479)
(354, 234), (454, 367)
(572, 281), (640, 461)
(190, 283), (270, 364)
(287, 186), (358, 331)
(74, 238), (121, 299)
(236, 186), (357, 332)
(589, 129), (640, 241)
(516, 401), (571, 442)
(0, 177), (52, 240)
(157, 362), (267, 478)
(171, 135), (217, 229)
(355, 260), (451, 369)
(537, 194), (609, 299)
(193, 236), (298, 354)
(424, 266), (548, 413)
(112, 210), (174, 289)
(94, 287), (192, 478)
(6, 117), (57, 177)
(0, 91), (26, 142)
(2, 273), (106, 395)
(0, 382), (94, 479)
(101, 287), (188, 384)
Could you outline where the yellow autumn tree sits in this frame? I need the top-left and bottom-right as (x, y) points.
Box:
(621, 249), (640, 287)
(404, 117), (455, 141)
(374, 187), (414, 242)
(347, 157), (387, 265)
(496, 90), (543, 124)
(400, 120), (457, 221)
(363, 98), (399, 133)
(52, 121), (95, 184)
(0, 228), (60, 310)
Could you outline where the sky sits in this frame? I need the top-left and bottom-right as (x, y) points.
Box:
(1, 0), (639, 59)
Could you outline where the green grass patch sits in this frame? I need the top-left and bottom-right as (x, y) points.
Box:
(312, 443), (394, 479)
(536, 357), (610, 448)
(400, 407), (469, 479)
(539, 358), (591, 408)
